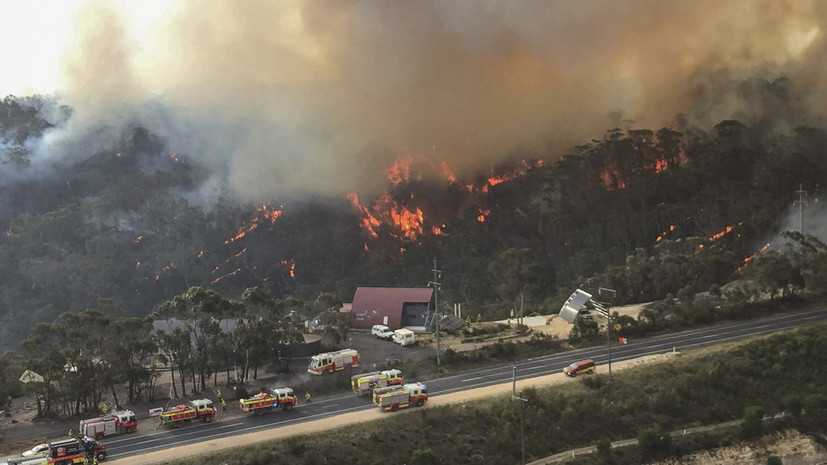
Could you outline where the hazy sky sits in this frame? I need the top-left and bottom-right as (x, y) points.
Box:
(0, 0), (824, 201)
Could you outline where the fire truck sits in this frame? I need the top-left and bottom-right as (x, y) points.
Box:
(307, 349), (360, 375)
(3, 438), (105, 464)
(372, 382), (428, 412)
(78, 409), (137, 439)
(239, 387), (296, 415)
(159, 399), (215, 428)
(351, 369), (403, 395)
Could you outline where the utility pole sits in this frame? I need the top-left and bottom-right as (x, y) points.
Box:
(428, 259), (442, 366)
(596, 287), (616, 384)
(511, 366), (528, 465)
(794, 184), (807, 235)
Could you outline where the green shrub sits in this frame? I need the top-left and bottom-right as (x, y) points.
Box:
(637, 424), (672, 461)
(411, 447), (439, 465)
(596, 436), (612, 456)
(740, 405), (764, 438)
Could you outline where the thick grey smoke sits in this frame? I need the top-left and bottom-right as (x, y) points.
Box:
(14, 0), (827, 202)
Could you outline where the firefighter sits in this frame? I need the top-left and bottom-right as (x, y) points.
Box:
(220, 398), (226, 412)
(68, 427), (75, 438)
(305, 391), (312, 404)
(101, 403), (108, 414)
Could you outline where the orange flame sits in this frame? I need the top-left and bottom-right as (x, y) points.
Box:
(211, 268), (241, 285)
(386, 157), (413, 184)
(134, 235), (143, 243)
(440, 161), (457, 183)
(740, 242), (772, 269)
(280, 259), (296, 278)
(347, 192), (429, 241)
(708, 225), (733, 241)
(655, 225), (676, 242)
(225, 204), (283, 244)
(477, 208), (491, 223)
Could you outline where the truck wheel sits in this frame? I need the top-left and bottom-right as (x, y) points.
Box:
(204, 415), (213, 423)
(98, 452), (107, 461)
(127, 426), (135, 433)
(284, 403), (293, 411)
(415, 398), (425, 407)
(391, 404), (399, 412)
(173, 421), (181, 428)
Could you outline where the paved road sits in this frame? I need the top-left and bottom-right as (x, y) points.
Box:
(88, 308), (827, 461)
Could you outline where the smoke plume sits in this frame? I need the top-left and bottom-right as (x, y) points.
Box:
(14, 0), (827, 202)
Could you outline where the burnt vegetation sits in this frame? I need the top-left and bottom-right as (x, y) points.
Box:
(2, 84), (827, 354)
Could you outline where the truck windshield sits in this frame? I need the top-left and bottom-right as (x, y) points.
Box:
(569, 362), (579, 369)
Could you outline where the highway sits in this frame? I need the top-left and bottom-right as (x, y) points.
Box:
(102, 308), (827, 461)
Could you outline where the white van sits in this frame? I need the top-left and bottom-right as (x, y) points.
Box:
(392, 328), (416, 346)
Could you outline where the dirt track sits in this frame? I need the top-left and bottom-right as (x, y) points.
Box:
(109, 353), (675, 465)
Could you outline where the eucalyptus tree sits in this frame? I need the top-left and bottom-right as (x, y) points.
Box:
(19, 322), (66, 416)
(153, 286), (238, 393)
(108, 317), (158, 404)
(238, 288), (305, 378)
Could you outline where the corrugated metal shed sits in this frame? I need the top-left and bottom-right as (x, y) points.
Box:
(350, 287), (434, 329)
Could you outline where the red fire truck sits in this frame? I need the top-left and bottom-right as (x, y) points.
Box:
(159, 399), (215, 428)
(79, 409), (137, 439)
(239, 387), (296, 415)
(372, 382), (428, 412)
(307, 349), (360, 375)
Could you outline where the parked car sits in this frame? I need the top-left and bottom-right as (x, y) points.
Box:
(578, 309), (592, 319)
(392, 328), (416, 346)
(563, 359), (596, 377)
(21, 443), (48, 456)
(371, 324), (394, 340)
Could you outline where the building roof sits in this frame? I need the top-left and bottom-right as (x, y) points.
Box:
(350, 287), (434, 328)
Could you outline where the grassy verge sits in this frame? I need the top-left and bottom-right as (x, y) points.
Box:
(161, 318), (827, 465)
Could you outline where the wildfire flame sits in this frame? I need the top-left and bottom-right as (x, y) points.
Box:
(477, 208), (491, 223)
(708, 222), (742, 242)
(133, 235), (143, 244)
(740, 242), (772, 269)
(655, 225), (676, 242)
(347, 192), (426, 241)
(225, 204), (283, 244)
(347, 157), (542, 247)
(211, 268), (241, 285)
(440, 161), (457, 183)
(280, 259), (296, 279)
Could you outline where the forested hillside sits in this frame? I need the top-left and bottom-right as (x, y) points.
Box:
(1, 79), (827, 350)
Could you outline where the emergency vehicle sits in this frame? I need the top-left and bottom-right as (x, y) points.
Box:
(372, 382), (428, 412)
(3, 438), (105, 464)
(159, 399), (215, 428)
(307, 349), (360, 375)
(239, 387), (296, 415)
(351, 369), (403, 395)
(79, 409), (137, 439)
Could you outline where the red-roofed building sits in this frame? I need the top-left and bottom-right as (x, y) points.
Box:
(348, 287), (434, 331)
